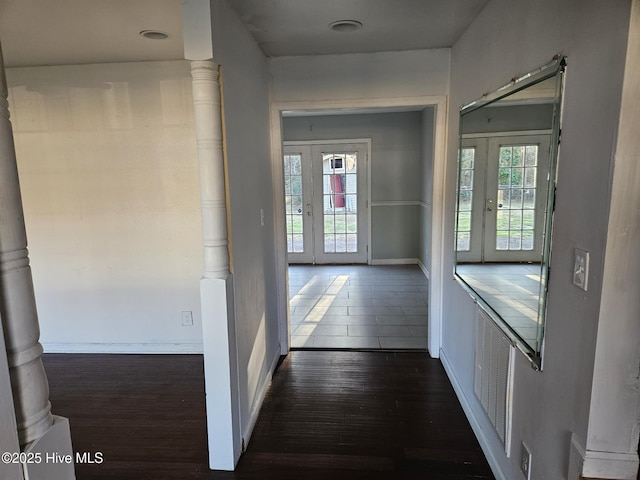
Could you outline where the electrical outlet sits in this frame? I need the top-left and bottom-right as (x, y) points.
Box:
(573, 248), (589, 291)
(181, 311), (194, 327)
(520, 442), (532, 479)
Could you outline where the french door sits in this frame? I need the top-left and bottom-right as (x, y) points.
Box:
(457, 134), (550, 263)
(283, 141), (368, 264)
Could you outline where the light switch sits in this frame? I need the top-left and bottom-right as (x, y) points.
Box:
(573, 248), (589, 291)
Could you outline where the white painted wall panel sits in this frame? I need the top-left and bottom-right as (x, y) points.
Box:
(444, 1), (633, 479)
(270, 49), (450, 103)
(211, 0), (281, 446)
(7, 60), (204, 351)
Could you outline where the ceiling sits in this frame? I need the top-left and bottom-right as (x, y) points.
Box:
(0, 0), (489, 68)
(228, 0), (489, 57)
(0, 0), (185, 68)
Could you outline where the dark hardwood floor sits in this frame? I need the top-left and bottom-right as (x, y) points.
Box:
(43, 351), (494, 480)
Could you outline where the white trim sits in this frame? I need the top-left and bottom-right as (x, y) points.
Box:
(440, 349), (508, 480)
(284, 138), (371, 146)
(242, 349), (281, 450)
(369, 258), (419, 265)
(370, 200), (423, 207)
(461, 129), (552, 139)
(568, 433), (585, 480)
(582, 450), (639, 480)
(270, 102), (290, 355)
(429, 97), (448, 359)
(270, 95), (448, 359)
(417, 259), (430, 280)
(41, 343), (204, 354)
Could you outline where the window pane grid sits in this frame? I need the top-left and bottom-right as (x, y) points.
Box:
(496, 145), (537, 251)
(456, 148), (475, 251)
(322, 152), (358, 253)
(284, 153), (304, 253)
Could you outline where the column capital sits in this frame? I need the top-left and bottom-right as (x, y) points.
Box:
(190, 59), (220, 73)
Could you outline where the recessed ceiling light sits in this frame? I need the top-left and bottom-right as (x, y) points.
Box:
(328, 20), (363, 32)
(139, 30), (169, 40)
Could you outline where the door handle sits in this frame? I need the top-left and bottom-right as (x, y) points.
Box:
(486, 198), (494, 212)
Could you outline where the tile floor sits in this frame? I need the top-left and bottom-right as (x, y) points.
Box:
(456, 263), (542, 348)
(288, 264), (428, 350)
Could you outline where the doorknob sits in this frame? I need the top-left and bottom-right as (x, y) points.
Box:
(306, 203), (312, 216)
(486, 198), (494, 212)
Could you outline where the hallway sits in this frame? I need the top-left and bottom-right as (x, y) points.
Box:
(43, 351), (494, 479)
(289, 265), (429, 350)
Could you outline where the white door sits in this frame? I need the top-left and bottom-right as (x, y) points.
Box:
(284, 141), (369, 264)
(456, 135), (550, 263)
(484, 136), (550, 262)
(283, 145), (313, 263)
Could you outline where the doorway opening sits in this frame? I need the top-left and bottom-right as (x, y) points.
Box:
(270, 98), (447, 356)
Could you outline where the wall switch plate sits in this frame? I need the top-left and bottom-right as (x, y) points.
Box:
(521, 442), (532, 480)
(181, 311), (194, 326)
(573, 248), (589, 291)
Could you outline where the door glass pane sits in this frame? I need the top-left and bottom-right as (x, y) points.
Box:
(322, 152), (358, 254)
(284, 153), (304, 253)
(456, 148), (475, 251)
(495, 145), (538, 251)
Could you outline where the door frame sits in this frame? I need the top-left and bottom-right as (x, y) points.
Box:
(270, 96), (448, 358)
(284, 139), (372, 264)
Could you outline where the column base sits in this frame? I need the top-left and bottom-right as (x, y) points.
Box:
(569, 433), (639, 480)
(22, 416), (75, 480)
(201, 275), (241, 471)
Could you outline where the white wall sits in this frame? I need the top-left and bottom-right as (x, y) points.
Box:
(444, 1), (634, 479)
(282, 111), (424, 260)
(211, 0), (282, 445)
(270, 49), (450, 103)
(7, 60), (204, 353)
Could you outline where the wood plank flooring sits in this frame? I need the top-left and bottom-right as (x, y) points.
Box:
(43, 352), (494, 480)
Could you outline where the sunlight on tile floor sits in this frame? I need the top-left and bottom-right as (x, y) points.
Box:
(288, 264), (428, 350)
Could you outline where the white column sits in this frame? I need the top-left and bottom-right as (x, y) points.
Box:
(0, 42), (74, 480)
(0, 40), (53, 447)
(191, 60), (230, 278)
(190, 59), (241, 471)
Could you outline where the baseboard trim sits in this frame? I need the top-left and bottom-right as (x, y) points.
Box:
(440, 349), (508, 480)
(417, 259), (430, 280)
(370, 258), (419, 265)
(582, 449), (639, 479)
(242, 348), (282, 449)
(41, 342), (204, 354)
